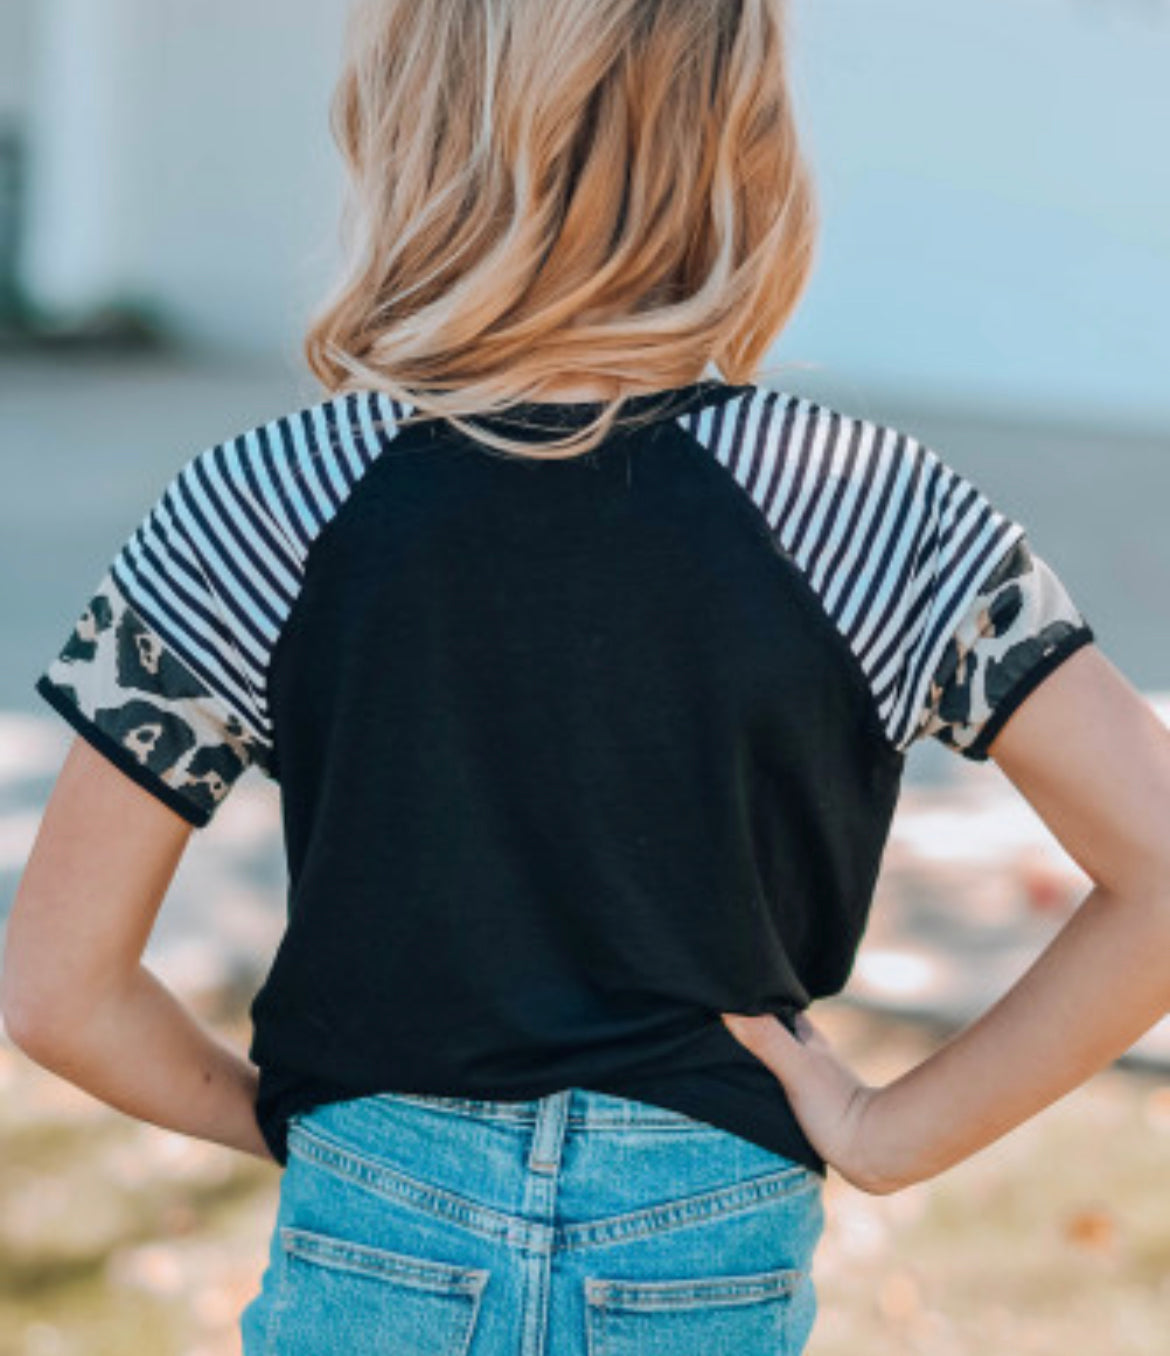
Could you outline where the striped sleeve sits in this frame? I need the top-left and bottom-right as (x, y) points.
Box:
(33, 446), (289, 828)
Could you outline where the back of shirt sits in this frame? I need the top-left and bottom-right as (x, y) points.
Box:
(34, 378), (1095, 1172)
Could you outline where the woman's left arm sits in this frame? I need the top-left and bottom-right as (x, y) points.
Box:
(723, 642), (1170, 1193)
(1, 736), (278, 1165)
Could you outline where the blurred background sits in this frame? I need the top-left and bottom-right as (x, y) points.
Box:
(1, 1), (1168, 1353)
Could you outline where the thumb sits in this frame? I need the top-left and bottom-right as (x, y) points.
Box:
(720, 1010), (805, 1073)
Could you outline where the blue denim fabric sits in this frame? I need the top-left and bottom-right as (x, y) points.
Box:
(240, 1086), (826, 1355)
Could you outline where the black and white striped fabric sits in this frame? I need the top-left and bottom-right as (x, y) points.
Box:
(35, 380), (1092, 831)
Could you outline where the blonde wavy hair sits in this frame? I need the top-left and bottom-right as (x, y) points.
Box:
(304, 0), (819, 460)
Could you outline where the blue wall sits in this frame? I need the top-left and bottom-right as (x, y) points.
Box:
(770, 0), (1170, 430)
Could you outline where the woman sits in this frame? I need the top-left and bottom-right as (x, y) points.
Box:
(6, 2), (1170, 1353)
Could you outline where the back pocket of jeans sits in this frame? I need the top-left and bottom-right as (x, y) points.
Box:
(584, 1265), (807, 1356)
(266, 1224), (489, 1356)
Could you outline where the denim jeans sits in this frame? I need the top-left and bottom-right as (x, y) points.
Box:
(239, 1085), (826, 1355)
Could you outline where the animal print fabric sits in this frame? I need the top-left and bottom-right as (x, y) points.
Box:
(916, 537), (1094, 760)
(35, 569), (272, 826)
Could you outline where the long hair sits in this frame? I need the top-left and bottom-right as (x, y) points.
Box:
(304, 0), (819, 460)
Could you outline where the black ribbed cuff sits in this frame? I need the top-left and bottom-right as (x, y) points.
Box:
(964, 622), (1096, 762)
(34, 673), (210, 827)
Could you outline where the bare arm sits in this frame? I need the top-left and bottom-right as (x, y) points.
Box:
(1, 736), (277, 1165)
(723, 643), (1170, 1193)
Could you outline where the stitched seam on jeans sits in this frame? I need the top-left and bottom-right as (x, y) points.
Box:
(560, 1165), (821, 1252)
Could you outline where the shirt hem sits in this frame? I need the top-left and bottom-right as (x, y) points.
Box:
(253, 1060), (827, 1179)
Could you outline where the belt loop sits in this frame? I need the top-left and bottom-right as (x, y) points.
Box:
(526, 1089), (572, 1174)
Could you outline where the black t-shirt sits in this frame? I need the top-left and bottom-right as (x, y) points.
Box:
(34, 378), (1095, 1173)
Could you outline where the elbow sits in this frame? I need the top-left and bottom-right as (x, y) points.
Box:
(1, 994), (91, 1067)
(1094, 840), (1170, 919)
(2, 880), (133, 1060)
(1111, 863), (1170, 925)
(1, 991), (55, 1060)
(1, 952), (85, 1062)
(2, 952), (132, 1063)
(1, 979), (62, 1061)
(1099, 870), (1170, 1005)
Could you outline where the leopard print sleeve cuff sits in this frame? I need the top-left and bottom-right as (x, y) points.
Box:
(915, 537), (1096, 761)
(34, 569), (272, 827)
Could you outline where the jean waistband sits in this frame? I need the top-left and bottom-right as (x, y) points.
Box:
(363, 1085), (724, 1134)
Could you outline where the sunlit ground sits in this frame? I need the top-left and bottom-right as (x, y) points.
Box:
(2, 997), (1167, 1356)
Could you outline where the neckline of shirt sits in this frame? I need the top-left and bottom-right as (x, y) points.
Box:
(448, 378), (753, 442)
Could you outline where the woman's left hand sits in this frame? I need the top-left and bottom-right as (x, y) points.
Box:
(720, 1008), (895, 1194)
